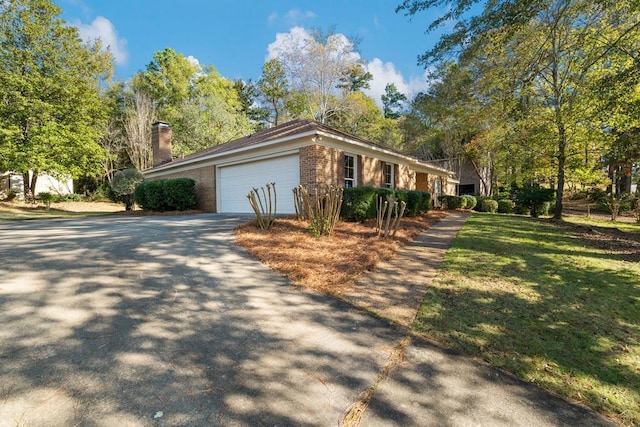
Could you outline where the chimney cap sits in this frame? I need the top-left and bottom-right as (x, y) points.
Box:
(152, 121), (171, 129)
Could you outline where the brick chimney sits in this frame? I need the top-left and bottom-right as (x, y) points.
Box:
(152, 121), (172, 167)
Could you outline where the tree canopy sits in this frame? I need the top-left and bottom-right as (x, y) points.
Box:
(398, 0), (640, 217)
(133, 48), (254, 156)
(0, 0), (113, 196)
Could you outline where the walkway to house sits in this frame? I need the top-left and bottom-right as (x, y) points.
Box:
(345, 210), (472, 327)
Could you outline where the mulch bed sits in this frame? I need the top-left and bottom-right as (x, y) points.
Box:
(234, 211), (448, 295)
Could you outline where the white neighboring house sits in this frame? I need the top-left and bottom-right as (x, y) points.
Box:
(1, 171), (73, 199)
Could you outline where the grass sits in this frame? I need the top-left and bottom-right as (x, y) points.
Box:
(413, 213), (640, 426)
(563, 214), (640, 235)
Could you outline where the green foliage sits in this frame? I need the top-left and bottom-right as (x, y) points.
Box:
(164, 178), (198, 211)
(0, 0), (114, 195)
(406, 191), (424, 216)
(461, 195), (477, 210)
(110, 169), (144, 210)
(133, 48), (254, 155)
(37, 192), (55, 209)
(479, 199), (498, 213)
(441, 195), (464, 210)
(413, 213), (640, 426)
(134, 178), (198, 212)
(382, 83), (407, 119)
(497, 199), (515, 214)
(341, 186), (430, 221)
(515, 186), (555, 218)
(341, 186), (378, 222)
(54, 193), (84, 202)
(514, 203), (530, 215)
(421, 192), (432, 212)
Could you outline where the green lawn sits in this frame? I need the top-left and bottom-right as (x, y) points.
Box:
(413, 213), (640, 426)
(563, 214), (640, 235)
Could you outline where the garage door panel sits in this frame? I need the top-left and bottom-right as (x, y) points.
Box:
(219, 155), (299, 213)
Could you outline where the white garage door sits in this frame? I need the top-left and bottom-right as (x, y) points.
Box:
(219, 154), (300, 214)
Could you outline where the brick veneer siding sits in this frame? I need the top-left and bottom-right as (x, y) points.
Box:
(148, 164), (217, 212)
(397, 164), (416, 190)
(362, 157), (383, 187)
(299, 145), (341, 188)
(300, 144), (420, 191)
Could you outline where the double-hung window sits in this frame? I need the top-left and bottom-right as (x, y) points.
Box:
(344, 154), (356, 188)
(384, 163), (394, 189)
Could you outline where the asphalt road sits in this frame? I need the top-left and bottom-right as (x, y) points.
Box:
(0, 214), (615, 426)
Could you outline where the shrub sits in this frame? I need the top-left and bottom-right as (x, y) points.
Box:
(163, 178), (198, 210)
(514, 185), (555, 217)
(141, 180), (165, 211)
(531, 201), (551, 217)
(111, 168), (144, 210)
(38, 192), (55, 209)
(497, 199), (515, 214)
(420, 192), (432, 212)
(514, 203), (530, 215)
(341, 186), (378, 222)
(405, 191), (423, 216)
(480, 199), (498, 213)
(54, 193), (83, 202)
(461, 195), (477, 210)
(134, 178), (198, 211)
(474, 196), (492, 212)
(441, 195), (464, 210)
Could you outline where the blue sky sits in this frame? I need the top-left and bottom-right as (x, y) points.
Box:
(56, 0), (445, 105)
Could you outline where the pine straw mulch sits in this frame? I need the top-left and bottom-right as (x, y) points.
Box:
(233, 210), (449, 296)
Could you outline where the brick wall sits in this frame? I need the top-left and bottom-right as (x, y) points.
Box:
(149, 164), (217, 212)
(300, 144), (422, 191)
(397, 165), (416, 190)
(362, 157), (383, 187)
(299, 145), (341, 188)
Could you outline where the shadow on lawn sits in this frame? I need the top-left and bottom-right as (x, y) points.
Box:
(414, 214), (640, 425)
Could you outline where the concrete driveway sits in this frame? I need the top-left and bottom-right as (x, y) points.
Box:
(0, 214), (614, 426)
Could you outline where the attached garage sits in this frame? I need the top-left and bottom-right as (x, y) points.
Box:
(217, 153), (300, 214)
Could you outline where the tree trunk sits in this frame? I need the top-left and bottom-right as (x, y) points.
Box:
(553, 125), (566, 220)
(22, 171), (38, 202)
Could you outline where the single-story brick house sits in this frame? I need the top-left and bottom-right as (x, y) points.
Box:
(142, 119), (459, 214)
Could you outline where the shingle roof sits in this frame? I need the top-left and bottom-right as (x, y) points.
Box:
(148, 118), (452, 175)
(160, 119), (318, 167)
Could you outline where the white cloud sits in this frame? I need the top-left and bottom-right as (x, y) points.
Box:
(267, 26), (313, 60)
(285, 9), (316, 24)
(76, 16), (128, 66)
(364, 58), (430, 108)
(268, 12), (278, 25)
(267, 27), (429, 109)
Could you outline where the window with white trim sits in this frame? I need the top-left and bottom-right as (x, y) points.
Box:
(384, 163), (394, 189)
(344, 154), (356, 188)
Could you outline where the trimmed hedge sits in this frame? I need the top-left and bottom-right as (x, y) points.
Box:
(497, 199), (515, 214)
(441, 195), (464, 210)
(461, 195), (477, 210)
(341, 186), (378, 222)
(479, 199), (499, 213)
(340, 186), (431, 222)
(135, 178), (198, 211)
